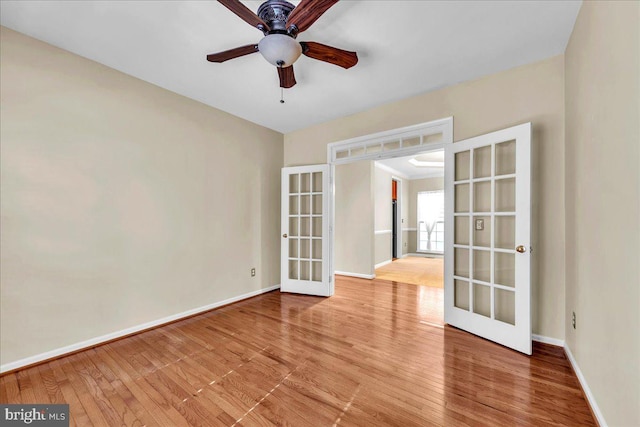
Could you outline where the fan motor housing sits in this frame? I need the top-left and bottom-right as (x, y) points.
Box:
(257, 0), (295, 33)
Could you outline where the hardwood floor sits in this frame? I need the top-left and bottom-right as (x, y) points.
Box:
(375, 256), (444, 288)
(1, 277), (595, 426)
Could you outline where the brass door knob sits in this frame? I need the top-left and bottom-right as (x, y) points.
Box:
(283, 233), (288, 238)
(516, 245), (526, 253)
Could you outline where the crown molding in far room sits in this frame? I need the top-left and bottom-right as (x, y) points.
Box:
(374, 162), (444, 180)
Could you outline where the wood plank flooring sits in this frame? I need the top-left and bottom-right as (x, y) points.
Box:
(1, 276), (595, 426)
(375, 257), (444, 288)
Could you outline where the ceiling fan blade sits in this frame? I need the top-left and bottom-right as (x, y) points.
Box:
(278, 66), (297, 88)
(217, 0), (270, 32)
(206, 44), (259, 63)
(301, 41), (358, 69)
(286, 0), (338, 34)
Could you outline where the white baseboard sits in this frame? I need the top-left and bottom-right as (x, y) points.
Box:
(0, 285), (281, 374)
(408, 252), (443, 258)
(374, 260), (393, 269)
(334, 271), (375, 280)
(531, 336), (607, 426)
(374, 229), (392, 235)
(564, 344), (607, 427)
(532, 334), (565, 347)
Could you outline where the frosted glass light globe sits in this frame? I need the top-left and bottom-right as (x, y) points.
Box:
(258, 34), (302, 67)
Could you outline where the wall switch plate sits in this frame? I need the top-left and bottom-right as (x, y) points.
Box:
(475, 219), (484, 230)
(251, 268), (256, 277)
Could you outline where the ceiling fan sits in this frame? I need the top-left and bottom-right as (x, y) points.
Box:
(207, 0), (358, 89)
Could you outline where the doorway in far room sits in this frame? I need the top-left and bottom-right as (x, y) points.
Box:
(391, 179), (399, 260)
(374, 152), (445, 326)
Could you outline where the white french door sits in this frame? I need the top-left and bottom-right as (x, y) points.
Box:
(444, 123), (532, 355)
(281, 165), (332, 296)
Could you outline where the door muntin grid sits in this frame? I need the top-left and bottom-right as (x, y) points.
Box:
(288, 171), (323, 282)
(453, 139), (517, 325)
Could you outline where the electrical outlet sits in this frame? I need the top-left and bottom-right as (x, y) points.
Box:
(572, 311), (576, 329)
(251, 268), (256, 277)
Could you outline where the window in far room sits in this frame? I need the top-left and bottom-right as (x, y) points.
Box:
(417, 190), (444, 253)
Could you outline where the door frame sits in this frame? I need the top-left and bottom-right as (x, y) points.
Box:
(392, 177), (402, 259)
(326, 117), (454, 284)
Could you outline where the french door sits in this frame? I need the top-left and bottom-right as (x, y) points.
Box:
(281, 165), (332, 296)
(444, 123), (532, 355)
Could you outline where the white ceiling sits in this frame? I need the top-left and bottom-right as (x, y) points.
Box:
(0, 1), (581, 134)
(376, 150), (444, 180)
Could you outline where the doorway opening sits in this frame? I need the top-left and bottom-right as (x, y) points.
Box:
(329, 117), (453, 286)
(392, 179), (399, 260)
(373, 151), (445, 315)
(333, 149), (447, 326)
(329, 118), (452, 326)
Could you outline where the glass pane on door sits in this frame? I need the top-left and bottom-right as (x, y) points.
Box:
(473, 216), (491, 247)
(455, 151), (470, 181)
(496, 178), (516, 212)
(455, 216), (469, 245)
(495, 140), (516, 176)
(287, 170), (324, 282)
(495, 216), (515, 249)
(453, 141), (520, 325)
(473, 146), (492, 178)
(495, 289), (515, 325)
(455, 184), (469, 213)
(454, 280), (470, 310)
(473, 283), (491, 318)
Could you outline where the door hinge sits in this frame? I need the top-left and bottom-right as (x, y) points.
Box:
(530, 246), (533, 253)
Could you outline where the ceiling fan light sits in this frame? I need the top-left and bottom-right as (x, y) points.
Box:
(258, 34), (302, 67)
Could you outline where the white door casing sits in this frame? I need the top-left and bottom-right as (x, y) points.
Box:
(280, 118), (454, 297)
(444, 123), (532, 355)
(281, 165), (332, 296)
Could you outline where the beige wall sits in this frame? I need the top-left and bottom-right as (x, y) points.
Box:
(337, 162), (414, 270)
(401, 230), (409, 256)
(373, 166), (414, 264)
(407, 177), (444, 253)
(401, 177), (410, 255)
(334, 162), (374, 276)
(285, 55), (565, 339)
(564, 2), (640, 426)
(374, 233), (391, 266)
(374, 165), (392, 264)
(374, 166), (393, 232)
(0, 28), (283, 365)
